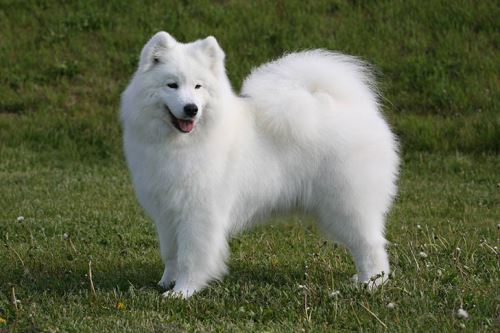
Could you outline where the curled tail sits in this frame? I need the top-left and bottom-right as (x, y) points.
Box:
(240, 50), (380, 137)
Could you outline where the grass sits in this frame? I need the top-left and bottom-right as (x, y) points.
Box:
(1, 150), (498, 331)
(0, 0), (498, 331)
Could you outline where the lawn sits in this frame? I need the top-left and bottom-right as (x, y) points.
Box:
(0, 0), (498, 332)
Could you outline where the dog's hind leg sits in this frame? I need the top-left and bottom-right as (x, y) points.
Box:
(316, 206), (390, 287)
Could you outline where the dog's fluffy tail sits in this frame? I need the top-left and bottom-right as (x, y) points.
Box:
(241, 50), (380, 136)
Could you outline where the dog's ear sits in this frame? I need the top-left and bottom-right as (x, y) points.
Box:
(198, 36), (225, 74)
(139, 31), (176, 71)
(200, 36), (225, 62)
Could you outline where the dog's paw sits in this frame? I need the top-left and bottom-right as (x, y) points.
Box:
(162, 281), (202, 299)
(162, 290), (187, 299)
(162, 285), (197, 299)
(352, 272), (389, 291)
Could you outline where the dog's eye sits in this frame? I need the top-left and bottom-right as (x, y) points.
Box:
(167, 83), (178, 89)
(195, 84), (202, 89)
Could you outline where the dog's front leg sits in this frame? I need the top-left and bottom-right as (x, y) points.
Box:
(155, 219), (178, 289)
(162, 212), (229, 299)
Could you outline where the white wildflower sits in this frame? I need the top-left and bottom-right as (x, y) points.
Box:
(417, 224), (421, 230)
(387, 302), (396, 309)
(456, 308), (469, 319)
(419, 251), (428, 258)
(16, 216), (24, 222)
(63, 233), (69, 240)
(329, 290), (341, 298)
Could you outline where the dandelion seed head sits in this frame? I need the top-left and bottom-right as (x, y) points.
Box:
(456, 308), (469, 319)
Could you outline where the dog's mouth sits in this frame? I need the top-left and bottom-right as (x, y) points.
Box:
(166, 106), (195, 133)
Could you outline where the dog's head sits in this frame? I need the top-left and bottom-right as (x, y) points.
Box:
(121, 32), (230, 140)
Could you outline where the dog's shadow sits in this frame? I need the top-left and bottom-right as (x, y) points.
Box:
(4, 256), (345, 298)
(2, 258), (161, 296)
(227, 261), (304, 287)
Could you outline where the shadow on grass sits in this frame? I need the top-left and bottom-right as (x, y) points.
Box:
(228, 261), (305, 287)
(0, 258), (161, 296)
(2, 255), (347, 299)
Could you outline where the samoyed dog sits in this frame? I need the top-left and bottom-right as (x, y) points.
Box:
(121, 32), (399, 298)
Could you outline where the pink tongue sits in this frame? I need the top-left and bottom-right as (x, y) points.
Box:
(178, 119), (194, 133)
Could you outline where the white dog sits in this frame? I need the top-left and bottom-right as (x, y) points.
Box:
(120, 32), (399, 298)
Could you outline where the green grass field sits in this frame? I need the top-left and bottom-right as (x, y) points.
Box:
(0, 0), (498, 331)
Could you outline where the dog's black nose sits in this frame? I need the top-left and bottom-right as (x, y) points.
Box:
(184, 104), (198, 117)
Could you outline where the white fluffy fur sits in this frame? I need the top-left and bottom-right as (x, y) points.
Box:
(120, 32), (399, 298)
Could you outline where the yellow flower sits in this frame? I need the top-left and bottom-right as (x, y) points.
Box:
(116, 302), (125, 310)
(0, 317), (6, 325)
